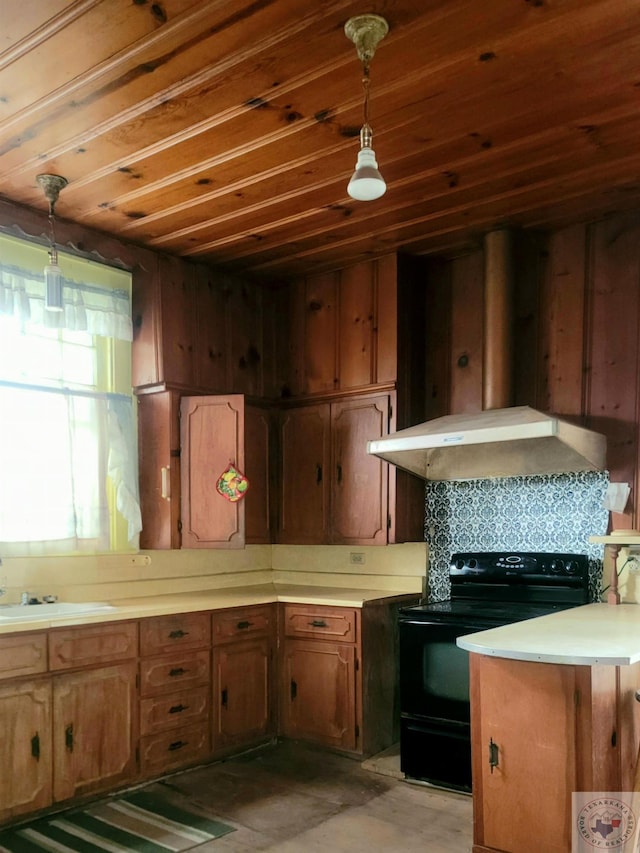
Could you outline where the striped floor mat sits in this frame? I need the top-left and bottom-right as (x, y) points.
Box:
(0, 790), (235, 852)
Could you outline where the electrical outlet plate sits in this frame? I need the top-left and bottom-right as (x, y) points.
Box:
(349, 552), (366, 565)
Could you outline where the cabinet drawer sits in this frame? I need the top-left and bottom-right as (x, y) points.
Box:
(282, 605), (357, 642)
(49, 622), (138, 670)
(140, 612), (210, 656)
(140, 685), (209, 736)
(140, 649), (210, 697)
(0, 632), (48, 679)
(212, 605), (273, 644)
(139, 722), (210, 775)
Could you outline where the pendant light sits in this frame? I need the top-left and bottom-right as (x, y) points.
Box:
(344, 14), (389, 201)
(36, 173), (68, 311)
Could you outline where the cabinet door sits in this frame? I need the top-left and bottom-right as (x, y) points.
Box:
(471, 655), (579, 853)
(280, 639), (356, 751)
(0, 678), (52, 822)
(53, 663), (137, 802)
(245, 403), (272, 544)
(277, 404), (330, 544)
(212, 637), (272, 752)
(137, 390), (181, 550)
(180, 395), (245, 548)
(330, 395), (389, 545)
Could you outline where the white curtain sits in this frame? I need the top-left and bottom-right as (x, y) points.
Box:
(0, 258), (140, 554)
(0, 262), (132, 341)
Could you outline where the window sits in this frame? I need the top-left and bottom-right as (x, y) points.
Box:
(0, 233), (140, 556)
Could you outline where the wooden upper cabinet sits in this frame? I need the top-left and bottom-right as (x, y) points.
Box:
(180, 395), (245, 549)
(277, 394), (392, 546)
(275, 254), (426, 398)
(132, 257), (274, 397)
(331, 396), (389, 545)
(138, 390), (181, 550)
(244, 404), (273, 544)
(278, 404), (331, 544)
(138, 393), (272, 549)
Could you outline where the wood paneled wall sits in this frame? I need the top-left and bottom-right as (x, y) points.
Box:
(433, 215), (640, 530)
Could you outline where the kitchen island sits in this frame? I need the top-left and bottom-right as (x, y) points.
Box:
(458, 603), (640, 853)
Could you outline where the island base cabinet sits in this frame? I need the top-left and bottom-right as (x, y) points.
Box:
(0, 678), (52, 822)
(52, 663), (138, 803)
(470, 654), (619, 853)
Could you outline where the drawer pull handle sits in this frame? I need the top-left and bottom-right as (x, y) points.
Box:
(169, 703), (188, 715)
(169, 629), (188, 639)
(169, 667), (188, 677)
(316, 464), (322, 484)
(31, 732), (40, 761)
(291, 679), (297, 700)
(237, 620), (253, 630)
(489, 738), (499, 773)
(65, 724), (74, 753)
(168, 740), (186, 752)
(221, 688), (228, 708)
(309, 620), (328, 628)
(337, 463), (343, 484)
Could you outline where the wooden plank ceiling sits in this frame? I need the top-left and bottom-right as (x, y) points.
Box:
(1, 0), (639, 280)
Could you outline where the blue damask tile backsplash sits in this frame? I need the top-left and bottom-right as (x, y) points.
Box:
(424, 471), (610, 602)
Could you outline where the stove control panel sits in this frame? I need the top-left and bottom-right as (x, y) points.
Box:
(450, 551), (589, 584)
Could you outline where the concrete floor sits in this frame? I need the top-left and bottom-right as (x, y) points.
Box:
(149, 740), (473, 852)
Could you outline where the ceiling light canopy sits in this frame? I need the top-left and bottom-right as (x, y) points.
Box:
(344, 14), (388, 202)
(36, 173), (68, 312)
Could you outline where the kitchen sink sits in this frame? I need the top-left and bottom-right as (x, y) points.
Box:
(0, 602), (117, 621)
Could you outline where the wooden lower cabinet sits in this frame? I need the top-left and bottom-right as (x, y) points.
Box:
(279, 601), (406, 756)
(211, 605), (275, 755)
(280, 639), (357, 750)
(139, 612), (212, 778)
(52, 662), (138, 802)
(470, 654), (625, 853)
(212, 637), (272, 752)
(0, 678), (52, 822)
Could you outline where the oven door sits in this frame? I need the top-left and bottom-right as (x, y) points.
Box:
(399, 616), (491, 724)
(398, 615), (499, 791)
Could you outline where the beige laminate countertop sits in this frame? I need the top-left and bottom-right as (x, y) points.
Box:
(457, 602), (640, 666)
(0, 584), (419, 634)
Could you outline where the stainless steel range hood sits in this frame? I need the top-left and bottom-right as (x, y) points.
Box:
(367, 406), (607, 481)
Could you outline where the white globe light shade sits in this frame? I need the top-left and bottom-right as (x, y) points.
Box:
(347, 146), (386, 201)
